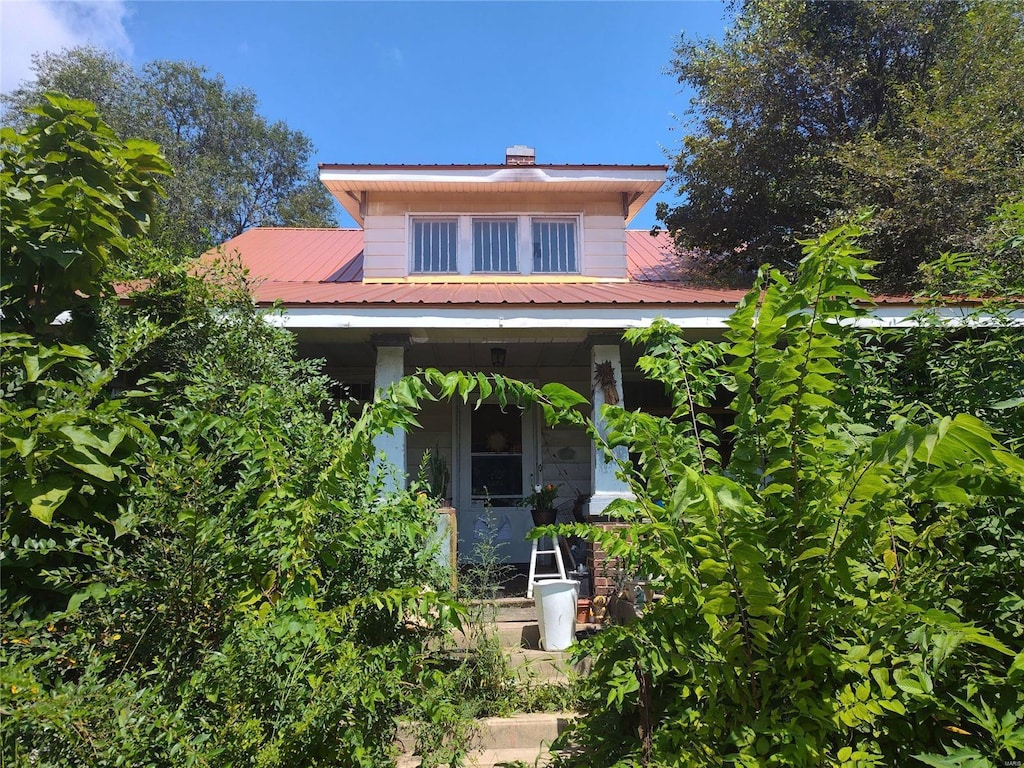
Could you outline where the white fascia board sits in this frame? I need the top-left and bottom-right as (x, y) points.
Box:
(851, 305), (1024, 328)
(265, 304), (1023, 331)
(318, 167), (666, 186)
(266, 306), (734, 330)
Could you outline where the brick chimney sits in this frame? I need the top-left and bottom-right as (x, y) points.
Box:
(505, 145), (536, 166)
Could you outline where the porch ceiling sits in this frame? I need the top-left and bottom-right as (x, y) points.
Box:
(294, 338), (608, 373)
(404, 340), (594, 369)
(291, 326), (599, 346)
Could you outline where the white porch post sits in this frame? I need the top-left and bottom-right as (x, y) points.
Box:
(588, 339), (632, 517)
(371, 335), (409, 492)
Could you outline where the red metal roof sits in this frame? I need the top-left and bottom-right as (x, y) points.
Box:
(212, 227), (911, 308)
(215, 227), (364, 283)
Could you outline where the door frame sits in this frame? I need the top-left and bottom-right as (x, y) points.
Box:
(453, 400), (540, 564)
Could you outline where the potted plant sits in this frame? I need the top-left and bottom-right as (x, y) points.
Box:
(522, 483), (560, 527)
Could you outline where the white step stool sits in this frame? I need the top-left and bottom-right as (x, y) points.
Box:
(527, 529), (568, 598)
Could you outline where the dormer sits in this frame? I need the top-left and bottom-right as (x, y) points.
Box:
(319, 147), (666, 283)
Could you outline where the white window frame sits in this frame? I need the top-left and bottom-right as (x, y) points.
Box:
(409, 216), (459, 274)
(405, 213), (583, 276)
(530, 217), (579, 274)
(472, 218), (519, 274)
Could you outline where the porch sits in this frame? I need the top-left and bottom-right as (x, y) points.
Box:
(294, 329), (710, 570)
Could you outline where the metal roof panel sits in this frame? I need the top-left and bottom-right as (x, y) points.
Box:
(213, 227), (916, 307)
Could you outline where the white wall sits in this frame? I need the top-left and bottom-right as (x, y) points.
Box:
(362, 193), (627, 280)
(406, 398), (454, 494)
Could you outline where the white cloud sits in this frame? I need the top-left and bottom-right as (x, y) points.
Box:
(0, 0), (132, 94)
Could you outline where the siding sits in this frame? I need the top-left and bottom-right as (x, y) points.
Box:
(537, 371), (592, 514)
(363, 214), (407, 279)
(406, 399), (454, 491)
(582, 214), (628, 279)
(362, 193), (628, 280)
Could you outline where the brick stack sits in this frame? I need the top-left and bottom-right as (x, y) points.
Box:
(586, 520), (629, 597)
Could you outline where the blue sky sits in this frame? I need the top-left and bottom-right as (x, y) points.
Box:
(1, 1), (731, 229)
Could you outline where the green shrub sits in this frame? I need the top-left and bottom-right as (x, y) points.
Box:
(550, 219), (1024, 767)
(1, 96), (461, 767)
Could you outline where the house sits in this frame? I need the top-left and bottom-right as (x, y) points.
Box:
(215, 145), (934, 567)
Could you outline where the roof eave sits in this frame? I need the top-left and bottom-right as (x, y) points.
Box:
(319, 165), (667, 225)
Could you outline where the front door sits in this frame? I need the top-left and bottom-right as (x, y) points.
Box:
(455, 402), (538, 564)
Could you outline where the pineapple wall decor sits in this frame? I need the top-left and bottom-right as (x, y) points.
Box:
(594, 360), (619, 405)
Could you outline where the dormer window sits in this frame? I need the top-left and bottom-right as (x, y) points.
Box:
(322, 157), (665, 281)
(473, 219), (519, 273)
(409, 214), (581, 276)
(412, 218), (458, 273)
(532, 219), (577, 273)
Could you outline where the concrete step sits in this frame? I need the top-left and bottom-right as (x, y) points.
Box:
(466, 597), (535, 623)
(398, 746), (555, 768)
(450, 620), (537, 649)
(453, 620), (602, 652)
(421, 644), (586, 685)
(475, 712), (574, 751)
(508, 648), (591, 683)
(397, 712), (575, 766)
(498, 620), (541, 649)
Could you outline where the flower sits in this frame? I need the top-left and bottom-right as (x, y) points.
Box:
(522, 483), (559, 510)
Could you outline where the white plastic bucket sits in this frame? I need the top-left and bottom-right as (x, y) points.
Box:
(534, 579), (579, 651)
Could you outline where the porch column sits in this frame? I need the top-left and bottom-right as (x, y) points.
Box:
(588, 339), (632, 517)
(371, 335), (410, 492)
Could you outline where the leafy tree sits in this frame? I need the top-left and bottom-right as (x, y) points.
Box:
(550, 219), (1024, 766)
(140, 59), (334, 254)
(0, 46), (149, 139)
(2, 47), (337, 258)
(660, 0), (1024, 287)
(1, 93), (170, 333)
(918, 194), (1024, 302)
(2, 310), (464, 766)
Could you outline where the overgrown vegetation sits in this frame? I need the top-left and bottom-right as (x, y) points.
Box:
(550, 217), (1024, 766)
(1, 94), (170, 335)
(4, 91), (1020, 768)
(1, 94), (459, 767)
(401, 505), (579, 768)
(0, 95), (591, 766)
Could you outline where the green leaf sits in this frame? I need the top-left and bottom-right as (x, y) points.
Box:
(795, 547), (828, 562)
(916, 609), (1014, 656)
(23, 353), (41, 382)
(880, 699), (907, 715)
(4, 426), (38, 457)
(10, 475), (74, 524)
(1009, 649), (1024, 679)
(540, 382), (589, 408)
(475, 372), (493, 402)
(701, 596), (737, 616)
(991, 397), (1024, 410)
(55, 444), (118, 482)
(58, 424), (127, 456)
(66, 581), (108, 614)
(698, 558), (729, 580)
(912, 749), (996, 767)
